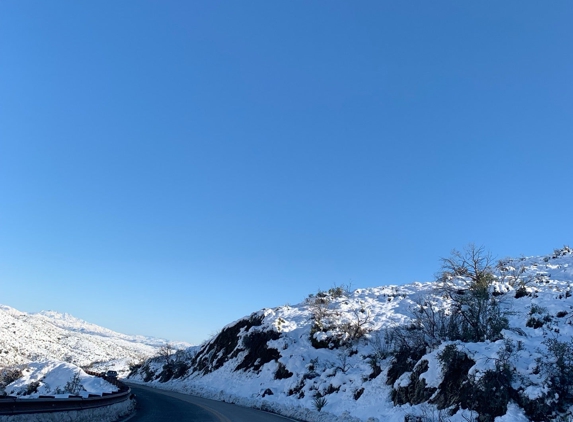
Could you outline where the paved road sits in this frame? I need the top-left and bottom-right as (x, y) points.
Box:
(127, 383), (299, 422)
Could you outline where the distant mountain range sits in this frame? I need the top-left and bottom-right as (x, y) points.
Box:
(0, 305), (190, 373)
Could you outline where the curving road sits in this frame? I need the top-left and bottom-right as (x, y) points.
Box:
(127, 383), (299, 422)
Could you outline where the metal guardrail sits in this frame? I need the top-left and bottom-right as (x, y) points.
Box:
(0, 375), (132, 416)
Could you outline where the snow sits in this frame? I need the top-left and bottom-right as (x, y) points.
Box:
(417, 350), (442, 388)
(0, 303), (193, 401)
(2, 247), (573, 420)
(129, 246), (573, 421)
(0, 306), (191, 375)
(494, 402), (530, 422)
(4, 360), (117, 398)
(0, 397), (134, 422)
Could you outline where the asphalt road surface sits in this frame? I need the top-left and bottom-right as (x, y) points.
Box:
(127, 383), (300, 422)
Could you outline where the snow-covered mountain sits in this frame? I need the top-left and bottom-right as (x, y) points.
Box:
(0, 306), (190, 374)
(35, 310), (189, 350)
(129, 246), (573, 422)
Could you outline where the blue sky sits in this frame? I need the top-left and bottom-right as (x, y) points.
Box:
(1, 1), (572, 344)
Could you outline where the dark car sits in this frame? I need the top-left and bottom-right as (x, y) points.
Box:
(104, 370), (118, 379)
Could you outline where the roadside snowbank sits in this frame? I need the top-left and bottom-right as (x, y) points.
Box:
(4, 360), (117, 398)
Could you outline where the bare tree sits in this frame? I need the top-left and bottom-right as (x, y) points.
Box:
(436, 244), (508, 342)
(158, 343), (175, 363)
(348, 307), (372, 340)
(438, 243), (495, 292)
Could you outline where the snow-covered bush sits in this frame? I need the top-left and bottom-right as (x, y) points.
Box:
(0, 366), (23, 394)
(526, 304), (553, 329)
(64, 372), (82, 395)
(384, 246), (510, 361)
(437, 245), (509, 343)
(307, 289), (374, 349)
(536, 338), (573, 413)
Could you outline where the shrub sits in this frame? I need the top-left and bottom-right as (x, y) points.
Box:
(274, 362), (293, 380)
(140, 363), (155, 382)
(382, 246), (511, 351)
(369, 330), (392, 359)
(334, 349), (351, 374)
(64, 373), (82, 395)
(514, 286), (528, 298)
(408, 299), (453, 349)
(386, 345), (425, 387)
(25, 381), (40, 396)
(538, 338), (573, 410)
(437, 344), (459, 368)
(303, 358), (319, 380)
(309, 323), (333, 349)
(313, 394), (327, 412)
(323, 384), (340, 395)
(327, 285), (347, 298)
(0, 366), (23, 389)
(306, 290), (336, 347)
(438, 244), (494, 288)
(467, 369), (512, 422)
(367, 354), (383, 380)
(339, 307), (372, 341)
(552, 246), (572, 259)
(431, 348), (475, 410)
(527, 305), (552, 329)
(128, 361), (143, 374)
(159, 360), (191, 382)
(465, 341), (515, 422)
(437, 245), (509, 343)
(287, 379), (306, 398)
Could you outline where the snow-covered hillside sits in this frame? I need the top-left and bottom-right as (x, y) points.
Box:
(129, 246), (573, 422)
(0, 306), (190, 374)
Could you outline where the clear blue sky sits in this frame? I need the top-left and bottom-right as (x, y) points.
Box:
(1, 1), (571, 344)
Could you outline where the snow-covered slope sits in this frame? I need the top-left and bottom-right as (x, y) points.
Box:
(0, 306), (190, 374)
(129, 246), (573, 422)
